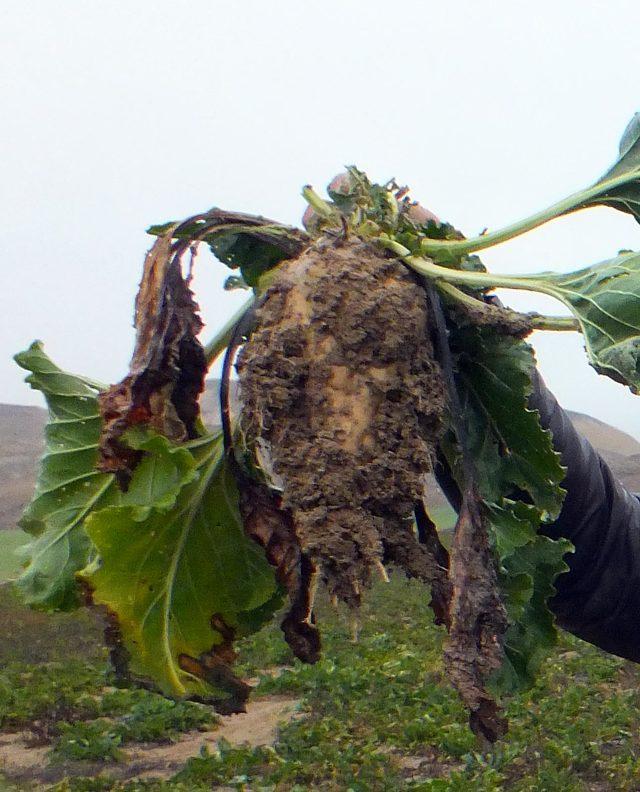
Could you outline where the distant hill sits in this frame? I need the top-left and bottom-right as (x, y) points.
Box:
(566, 411), (640, 492)
(567, 410), (640, 457)
(0, 404), (46, 532)
(3, 389), (640, 530)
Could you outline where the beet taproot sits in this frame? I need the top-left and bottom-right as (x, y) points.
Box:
(237, 238), (446, 606)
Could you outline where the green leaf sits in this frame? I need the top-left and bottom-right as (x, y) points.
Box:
(618, 113), (640, 160)
(399, 245), (640, 393)
(519, 251), (640, 392)
(208, 230), (293, 286)
(488, 500), (540, 560)
(13, 342), (112, 610)
(447, 327), (565, 517)
(494, 523), (572, 690)
(442, 326), (570, 692)
(580, 112), (640, 222)
(13, 342), (197, 610)
(80, 431), (281, 705)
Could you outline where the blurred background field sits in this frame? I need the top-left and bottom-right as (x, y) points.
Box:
(4, 385), (640, 789)
(1, 571), (640, 790)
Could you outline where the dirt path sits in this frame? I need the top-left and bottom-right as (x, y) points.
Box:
(0, 694), (300, 786)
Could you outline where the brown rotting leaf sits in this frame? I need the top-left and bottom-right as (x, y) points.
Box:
(178, 614), (251, 715)
(97, 236), (206, 486)
(425, 282), (508, 742)
(239, 478), (321, 663)
(443, 489), (508, 743)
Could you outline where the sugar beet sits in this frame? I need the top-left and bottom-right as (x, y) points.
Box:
(237, 238), (446, 605)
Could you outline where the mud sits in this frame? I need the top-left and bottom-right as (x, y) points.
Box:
(447, 293), (534, 338)
(237, 239), (446, 605)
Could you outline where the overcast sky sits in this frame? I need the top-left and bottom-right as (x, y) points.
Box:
(3, 1), (640, 438)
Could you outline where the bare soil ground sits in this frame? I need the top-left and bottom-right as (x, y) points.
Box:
(0, 694), (300, 785)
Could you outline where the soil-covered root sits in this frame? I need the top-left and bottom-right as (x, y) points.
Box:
(237, 239), (446, 606)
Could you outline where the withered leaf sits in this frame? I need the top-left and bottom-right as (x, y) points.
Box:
(81, 430), (281, 710)
(178, 614), (251, 715)
(98, 236), (206, 485)
(148, 208), (309, 287)
(238, 479), (321, 664)
(443, 488), (508, 744)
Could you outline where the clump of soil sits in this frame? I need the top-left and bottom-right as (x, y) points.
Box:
(237, 239), (446, 605)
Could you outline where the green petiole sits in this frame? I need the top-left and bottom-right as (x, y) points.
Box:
(203, 298), (255, 366)
(380, 237), (582, 332)
(381, 237), (559, 294)
(302, 185), (340, 220)
(418, 170), (638, 263)
(435, 281), (578, 332)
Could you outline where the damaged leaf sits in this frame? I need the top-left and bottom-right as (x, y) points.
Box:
(13, 343), (195, 610)
(492, 506), (572, 689)
(148, 209), (308, 287)
(98, 236), (207, 484)
(80, 430), (281, 710)
(425, 282), (507, 743)
(239, 479), (321, 663)
(443, 324), (570, 692)
(444, 489), (508, 743)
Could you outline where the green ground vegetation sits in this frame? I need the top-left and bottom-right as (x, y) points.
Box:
(1, 571), (640, 790)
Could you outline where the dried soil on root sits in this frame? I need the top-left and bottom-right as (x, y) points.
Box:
(237, 239), (446, 605)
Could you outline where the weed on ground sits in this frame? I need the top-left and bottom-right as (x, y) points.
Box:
(1, 576), (640, 790)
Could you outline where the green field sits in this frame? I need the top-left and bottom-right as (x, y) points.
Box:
(1, 571), (640, 790)
(0, 530), (29, 583)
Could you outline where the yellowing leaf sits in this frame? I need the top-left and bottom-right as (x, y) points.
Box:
(80, 432), (280, 709)
(13, 342), (197, 610)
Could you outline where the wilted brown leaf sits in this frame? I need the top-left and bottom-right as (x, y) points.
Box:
(239, 479), (321, 664)
(178, 614), (252, 715)
(444, 488), (508, 743)
(98, 236), (206, 485)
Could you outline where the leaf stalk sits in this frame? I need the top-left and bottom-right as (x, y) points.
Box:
(419, 171), (637, 261)
(381, 237), (561, 298)
(203, 298), (255, 366)
(436, 282), (578, 332)
(301, 186), (339, 220)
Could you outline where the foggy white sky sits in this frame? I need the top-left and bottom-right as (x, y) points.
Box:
(3, 1), (640, 437)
